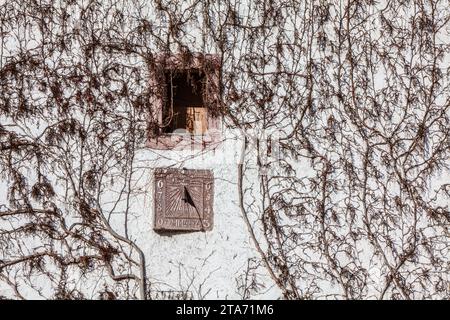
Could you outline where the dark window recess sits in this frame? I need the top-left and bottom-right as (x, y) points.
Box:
(163, 69), (208, 134)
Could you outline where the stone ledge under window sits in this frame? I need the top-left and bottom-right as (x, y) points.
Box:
(147, 131), (223, 151)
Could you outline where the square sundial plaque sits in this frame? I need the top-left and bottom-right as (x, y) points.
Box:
(154, 168), (214, 231)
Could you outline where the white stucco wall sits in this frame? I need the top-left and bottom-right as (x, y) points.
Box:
(131, 131), (276, 299)
(1, 0), (449, 300)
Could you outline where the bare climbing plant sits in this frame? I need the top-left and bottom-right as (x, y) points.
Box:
(0, 0), (449, 299)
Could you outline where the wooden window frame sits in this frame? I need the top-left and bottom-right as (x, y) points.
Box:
(147, 53), (222, 150)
